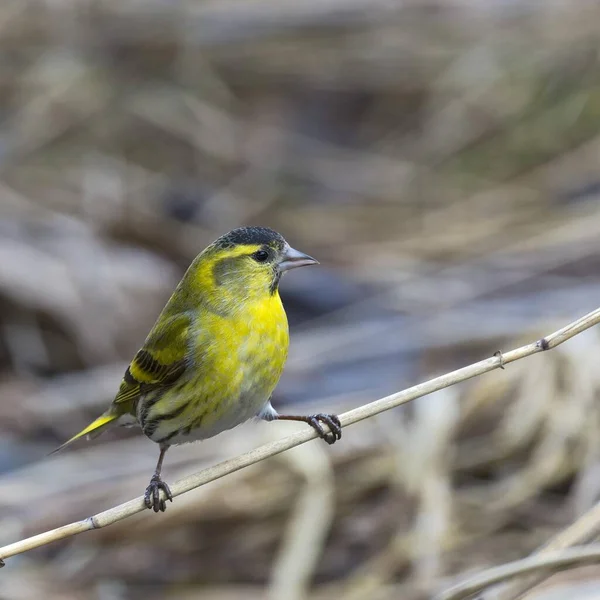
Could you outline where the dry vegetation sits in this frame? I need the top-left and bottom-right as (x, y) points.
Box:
(2, 1), (600, 599)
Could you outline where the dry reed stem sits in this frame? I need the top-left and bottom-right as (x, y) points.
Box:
(1, 307), (600, 567)
(437, 545), (600, 600)
(489, 498), (600, 599)
(266, 428), (335, 600)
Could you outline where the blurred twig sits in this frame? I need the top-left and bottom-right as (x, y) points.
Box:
(488, 499), (600, 600)
(437, 545), (600, 600)
(267, 425), (335, 600)
(1, 307), (600, 566)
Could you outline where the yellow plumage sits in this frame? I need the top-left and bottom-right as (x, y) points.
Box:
(57, 226), (341, 512)
(54, 413), (118, 451)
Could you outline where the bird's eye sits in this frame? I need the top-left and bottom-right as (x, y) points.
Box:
(252, 249), (270, 263)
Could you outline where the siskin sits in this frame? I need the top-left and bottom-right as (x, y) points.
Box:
(56, 227), (341, 512)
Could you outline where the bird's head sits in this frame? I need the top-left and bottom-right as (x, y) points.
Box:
(190, 227), (318, 309)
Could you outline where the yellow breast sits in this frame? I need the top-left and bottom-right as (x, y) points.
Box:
(144, 290), (290, 444)
(207, 291), (289, 402)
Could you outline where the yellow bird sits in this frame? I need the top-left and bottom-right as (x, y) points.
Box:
(56, 227), (341, 512)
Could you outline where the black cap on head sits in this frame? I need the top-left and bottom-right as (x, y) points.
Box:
(214, 227), (286, 251)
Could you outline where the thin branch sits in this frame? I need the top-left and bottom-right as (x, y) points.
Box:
(1, 307), (600, 567)
(490, 497), (600, 600)
(436, 545), (600, 600)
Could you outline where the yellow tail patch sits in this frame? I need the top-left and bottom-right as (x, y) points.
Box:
(50, 413), (119, 455)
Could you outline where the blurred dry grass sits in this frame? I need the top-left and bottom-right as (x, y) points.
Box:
(3, 1), (600, 599)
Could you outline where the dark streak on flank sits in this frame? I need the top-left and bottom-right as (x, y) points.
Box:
(152, 402), (188, 424)
(139, 392), (163, 426)
(157, 427), (186, 445)
(190, 412), (206, 430)
(537, 337), (550, 350)
(143, 403), (188, 437)
(143, 420), (160, 438)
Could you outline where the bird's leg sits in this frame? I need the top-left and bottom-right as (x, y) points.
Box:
(144, 444), (173, 512)
(275, 413), (342, 445)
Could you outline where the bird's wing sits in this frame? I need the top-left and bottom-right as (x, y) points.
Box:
(113, 312), (191, 409)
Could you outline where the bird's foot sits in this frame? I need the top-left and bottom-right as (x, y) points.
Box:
(305, 413), (342, 445)
(144, 474), (173, 513)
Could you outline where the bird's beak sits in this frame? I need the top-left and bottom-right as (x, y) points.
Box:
(278, 245), (319, 272)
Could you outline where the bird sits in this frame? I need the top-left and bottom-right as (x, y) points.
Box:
(55, 227), (342, 512)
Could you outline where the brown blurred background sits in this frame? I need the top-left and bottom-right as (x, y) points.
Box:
(2, 1), (600, 599)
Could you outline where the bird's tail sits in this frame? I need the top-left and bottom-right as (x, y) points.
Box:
(50, 412), (120, 455)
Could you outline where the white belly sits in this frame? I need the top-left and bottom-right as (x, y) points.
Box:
(149, 394), (271, 446)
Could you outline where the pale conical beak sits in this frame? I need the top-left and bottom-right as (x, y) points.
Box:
(278, 245), (319, 272)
